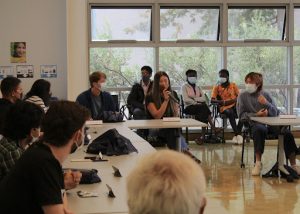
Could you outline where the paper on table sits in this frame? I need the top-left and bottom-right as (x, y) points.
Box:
(163, 117), (181, 122)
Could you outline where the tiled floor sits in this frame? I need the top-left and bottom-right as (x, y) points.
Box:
(189, 141), (300, 214)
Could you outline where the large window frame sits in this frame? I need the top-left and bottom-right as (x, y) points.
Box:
(88, 1), (300, 118)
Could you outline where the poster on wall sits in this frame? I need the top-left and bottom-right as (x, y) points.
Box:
(0, 66), (14, 79)
(10, 42), (26, 63)
(16, 65), (34, 78)
(40, 65), (57, 78)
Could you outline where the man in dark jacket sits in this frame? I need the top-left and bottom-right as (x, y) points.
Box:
(0, 77), (23, 135)
(127, 66), (153, 120)
(76, 71), (116, 120)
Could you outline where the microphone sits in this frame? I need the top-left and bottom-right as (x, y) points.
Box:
(168, 92), (179, 104)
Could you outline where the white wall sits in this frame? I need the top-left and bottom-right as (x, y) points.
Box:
(0, 0), (67, 99)
(67, 0), (89, 101)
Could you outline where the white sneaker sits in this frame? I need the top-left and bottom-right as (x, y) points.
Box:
(252, 162), (262, 176)
(291, 165), (300, 175)
(236, 135), (243, 145)
(232, 136), (238, 144)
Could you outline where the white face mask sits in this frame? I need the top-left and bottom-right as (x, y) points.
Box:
(100, 82), (106, 90)
(245, 83), (257, 93)
(219, 77), (227, 84)
(187, 77), (197, 84)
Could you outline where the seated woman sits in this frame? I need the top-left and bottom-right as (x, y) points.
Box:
(211, 69), (243, 144)
(24, 79), (51, 112)
(181, 69), (221, 144)
(237, 72), (300, 176)
(145, 71), (183, 150)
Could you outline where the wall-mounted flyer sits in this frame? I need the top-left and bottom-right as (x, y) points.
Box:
(0, 66), (14, 79)
(16, 65), (34, 78)
(40, 65), (57, 78)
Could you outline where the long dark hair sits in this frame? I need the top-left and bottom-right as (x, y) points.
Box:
(150, 71), (178, 116)
(25, 79), (51, 106)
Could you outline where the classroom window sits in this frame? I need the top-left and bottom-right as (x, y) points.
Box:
(159, 47), (221, 87)
(89, 47), (154, 87)
(295, 7), (300, 40)
(228, 7), (286, 41)
(160, 7), (220, 41)
(91, 7), (152, 41)
(227, 47), (287, 85)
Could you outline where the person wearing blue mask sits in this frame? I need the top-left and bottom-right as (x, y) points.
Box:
(181, 69), (221, 144)
(76, 71), (116, 120)
(237, 72), (300, 176)
(211, 69), (243, 144)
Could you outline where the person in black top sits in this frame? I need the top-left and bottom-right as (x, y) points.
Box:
(0, 76), (23, 135)
(76, 71), (116, 120)
(0, 101), (90, 214)
(127, 66), (153, 119)
(127, 66), (153, 138)
(145, 71), (181, 150)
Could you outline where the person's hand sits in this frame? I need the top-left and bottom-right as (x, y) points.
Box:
(256, 108), (268, 117)
(64, 170), (82, 190)
(163, 89), (170, 101)
(194, 97), (204, 103)
(258, 95), (268, 105)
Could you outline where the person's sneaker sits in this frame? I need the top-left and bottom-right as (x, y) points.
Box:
(232, 136), (238, 144)
(236, 135), (244, 145)
(291, 165), (300, 175)
(252, 162), (262, 176)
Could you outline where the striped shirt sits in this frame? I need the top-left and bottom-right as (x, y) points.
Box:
(25, 95), (48, 112)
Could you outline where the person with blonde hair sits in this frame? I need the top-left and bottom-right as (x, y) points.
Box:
(127, 150), (206, 214)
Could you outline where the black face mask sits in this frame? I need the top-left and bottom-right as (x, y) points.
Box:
(70, 142), (78, 154)
(142, 76), (150, 83)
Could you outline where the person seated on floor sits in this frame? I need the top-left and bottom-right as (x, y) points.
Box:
(145, 71), (185, 150)
(0, 76), (23, 135)
(24, 79), (52, 113)
(76, 71), (116, 120)
(0, 101), (82, 190)
(181, 69), (221, 144)
(237, 72), (300, 176)
(0, 101), (90, 213)
(211, 69), (243, 144)
(127, 150), (206, 214)
(127, 65), (153, 119)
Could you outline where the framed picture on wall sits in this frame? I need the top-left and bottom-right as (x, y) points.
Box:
(40, 65), (57, 78)
(10, 42), (26, 63)
(0, 66), (14, 79)
(16, 65), (34, 78)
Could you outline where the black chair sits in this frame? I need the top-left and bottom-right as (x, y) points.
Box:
(111, 94), (120, 112)
(240, 120), (252, 168)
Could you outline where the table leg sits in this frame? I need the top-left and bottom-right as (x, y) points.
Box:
(176, 137), (181, 151)
(278, 135), (289, 175)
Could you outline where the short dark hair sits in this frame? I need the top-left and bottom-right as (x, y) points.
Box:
(185, 69), (197, 76)
(42, 101), (90, 147)
(25, 79), (51, 106)
(219, 69), (229, 77)
(3, 101), (44, 141)
(245, 72), (263, 92)
(89, 71), (106, 87)
(141, 66), (153, 75)
(0, 76), (21, 97)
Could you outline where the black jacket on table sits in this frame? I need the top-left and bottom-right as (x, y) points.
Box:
(127, 81), (153, 112)
(76, 89), (116, 120)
